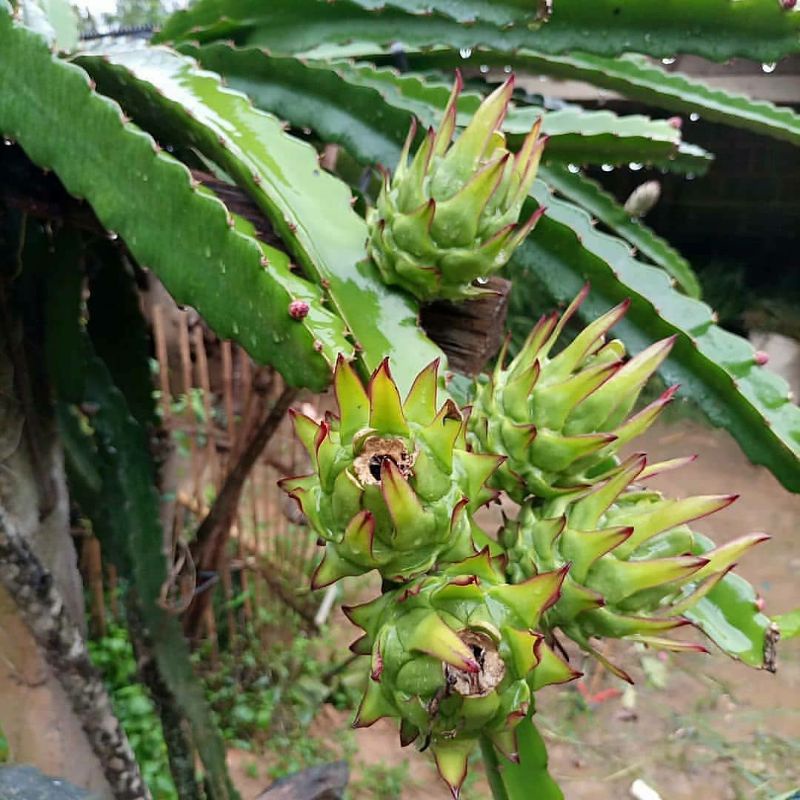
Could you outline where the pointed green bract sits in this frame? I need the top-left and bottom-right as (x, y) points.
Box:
(367, 72), (545, 301)
(353, 678), (396, 728)
(530, 641), (582, 691)
(280, 358), (502, 582)
(611, 493), (738, 558)
(288, 410), (320, 462)
(403, 611), (479, 672)
(334, 355), (370, 440)
(369, 359), (409, 435)
(489, 567), (567, 629)
(588, 553), (708, 605)
(404, 358), (439, 426)
(433, 739), (473, 799)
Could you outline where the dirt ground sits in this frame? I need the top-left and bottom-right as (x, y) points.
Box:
(229, 419), (800, 799)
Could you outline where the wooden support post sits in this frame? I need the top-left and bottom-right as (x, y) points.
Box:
(419, 276), (511, 375)
(81, 536), (106, 639)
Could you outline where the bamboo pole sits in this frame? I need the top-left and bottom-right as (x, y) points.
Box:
(151, 304), (172, 423)
(81, 536), (106, 638)
(184, 384), (297, 639)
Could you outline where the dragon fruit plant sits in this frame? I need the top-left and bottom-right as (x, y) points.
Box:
(499, 454), (767, 681)
(4, 3), (798, 799)
(468, 285), (768, 679)
(280, 77), (772, 799)
(345, 553), (577, 792)
(470, 286), (677, 501)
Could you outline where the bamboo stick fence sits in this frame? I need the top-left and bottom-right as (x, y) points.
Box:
(79, 294), (326, 647)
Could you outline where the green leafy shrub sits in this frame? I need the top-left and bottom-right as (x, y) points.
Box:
(88, 624), (177, 800)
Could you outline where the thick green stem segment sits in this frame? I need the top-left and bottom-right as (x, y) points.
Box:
(80, 355), (239, 800)
(41, 230), (237, 799)
(86, 242), (158, 428)
(538, 163), (700, 299)
(500, 720), (563, 800)
(450, 50), (800, 149)
(157, 0), (800, 62)
(76, 45), (443, 395)
(126, 603), (202, 800)
(328, 59), (708, 173)
(42, 237), (235, 796)
(480, 736), (510, 800)
(0, 3), (345, 391)
(192, 46), (705, 173)
(308, 43), (800, 151)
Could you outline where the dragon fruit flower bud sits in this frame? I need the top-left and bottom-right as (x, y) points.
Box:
(345, 553), (577, 798)
(280, 356), (503, 585)
(367, 70), (546, 302)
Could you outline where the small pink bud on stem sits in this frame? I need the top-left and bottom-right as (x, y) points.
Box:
(754, 350), (770, 366)
(288, 299), (310, 320)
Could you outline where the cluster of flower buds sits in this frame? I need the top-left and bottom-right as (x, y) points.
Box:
(280, 356), (502, 587)
(282, 357), (579, 796)
(471, 285), (677, 501)
(500, 452), (767, 681)
(345, 553), (577, 796)
(284, 339), (765, 796)
(285, 72), (767, 798)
